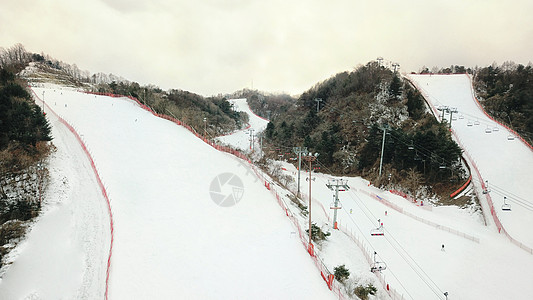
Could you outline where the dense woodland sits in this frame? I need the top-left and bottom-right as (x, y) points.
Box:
(93, 81), (248, 137)
(0, 47), (53, 267)
(262, 62), (465, 199)
(473, 62), (533, 145)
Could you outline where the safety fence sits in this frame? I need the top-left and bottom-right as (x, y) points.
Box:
(83, 90), (353, 299)
(249, 167), (347, 299)
(465, 74), (533, 151)
(298, 189), (405, 300)
(388, 190), (432, 211)
(406, 76), (533, 251)
(359, 189), (480, 243)
(30, 88), (115, 299)
(452, 132), (533, 254)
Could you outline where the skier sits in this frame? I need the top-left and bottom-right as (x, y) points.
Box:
(350, 208), (353, 214)
(385, 210), (388, 216)
(441, 244), (445, 251)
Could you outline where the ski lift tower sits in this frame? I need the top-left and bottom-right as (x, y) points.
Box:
(326, 179), (350, 229)
(303, 152), (319, 255)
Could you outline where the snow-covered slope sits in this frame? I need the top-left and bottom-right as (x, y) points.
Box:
(217, 92), (533, 299)
(408, 74), (533, 250)
(0, 91), (110, 299)
(0, 87), (335, 299)
(216, 98), (269, 152)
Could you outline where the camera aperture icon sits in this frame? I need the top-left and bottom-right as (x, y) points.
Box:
(209, 172), (244, 207)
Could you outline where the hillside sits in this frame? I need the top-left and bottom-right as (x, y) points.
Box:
(473, 62), (533, 145)
(262, 61), (466, 201)
(0, 67), (52, 269)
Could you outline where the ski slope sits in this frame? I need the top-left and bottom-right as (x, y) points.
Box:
(216, 98), (269, 153)
(408, 74), (533, 250)
(0, 86), (335, 299)
(224, 95), (533, 299)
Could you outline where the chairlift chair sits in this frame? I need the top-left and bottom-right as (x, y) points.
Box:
(474, 120), (480, 126)
(330, 202), (342, 210)
(467, 120), (473, 127)
(370, 261), (388, 272)
(493, 126), (499, 132)
(370, 225), (384, 236)
(507, 135), (515, 141)
(370, 251), (387, 272)
(502, 197), (511, 211)
(459, 115), (465, 119)
(485, 126), (492, 134)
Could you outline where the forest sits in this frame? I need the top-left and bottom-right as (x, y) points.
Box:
(0, 52), (53, 267)
(473, 62), (533, 145)
(262, 61), (465, 200)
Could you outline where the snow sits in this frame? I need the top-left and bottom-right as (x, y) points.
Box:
(216, 98), (269, 153)
(0, 92), (110, 299)
(204, 92), (533, 299)
(408, 74), (533, 249)
(0, 87), (334, 299)
(2, 75), (533, 299)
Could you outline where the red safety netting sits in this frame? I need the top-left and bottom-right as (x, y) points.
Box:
(30, 88), (115, 299)
(82, 90), (351, 298)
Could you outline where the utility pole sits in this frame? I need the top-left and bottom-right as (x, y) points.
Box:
(293, 147), (308, 197)
(314, 98), (322, 113)
(326, 179), (350, 229)
(203, 117), (207, 137)
(392, 63), (400, 73)
(303, 152), (319, 255)
(377, 57), (384, 67)
(42, 91), (45, 115)
(249, 129), (255, 151)
(378, 124), (389, 178)
(448, 107), (458, 128)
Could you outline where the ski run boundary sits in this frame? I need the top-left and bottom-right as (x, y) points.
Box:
(30, 88), (115, 299)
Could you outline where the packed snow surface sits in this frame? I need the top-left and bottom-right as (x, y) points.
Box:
(222, 89), (533, 299)
(1, 78), (532, 300)
(216, 98), (269, 152)
(408, 74), (533, 249)
(0, 87), (334, 299)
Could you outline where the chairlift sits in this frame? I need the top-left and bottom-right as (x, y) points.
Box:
(439, 160), (446, 169)
(493, 126), (499, 132)
(502, 197), (511, 211)
(474, 120), (480, 126)
(507, 135), (515, 141)
(467, 120), (473, 127)
(485, 126), (492, 134)
(371, 261), (388, 273)
(408, 142), (414, 150)
(370, 224), (384, 236)
(370, 251), (387, 272)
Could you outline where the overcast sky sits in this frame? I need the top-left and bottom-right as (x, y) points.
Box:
(2, 0), (532, 95)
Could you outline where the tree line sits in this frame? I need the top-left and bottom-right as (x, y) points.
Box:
(473, 62), (533, 145)
(262, 61), (465, 200)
